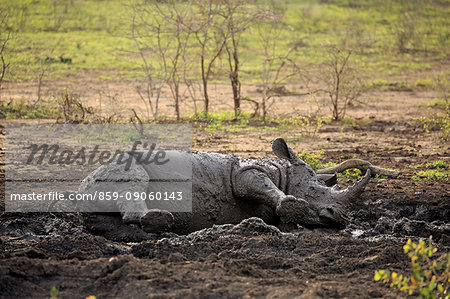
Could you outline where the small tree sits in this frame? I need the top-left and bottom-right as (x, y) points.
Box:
(221, 0), (256, 118)
(0, 12), (11, 101)
(35, 39), (62, 105)
(130, 2), (172, 120)
(186, 0), (229, 115)
(321, 36), (362, 121)
(255, 4), (301, 122)
(148, 1), (193, 121)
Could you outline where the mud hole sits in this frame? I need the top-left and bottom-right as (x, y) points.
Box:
(0, 116), (449, 298)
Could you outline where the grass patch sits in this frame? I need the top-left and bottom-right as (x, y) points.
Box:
(425, 160), (447, 170)
(412, 169), (449, 183)
(0, 88), (97, 122)
(419, 99), (449, 110)
(364, 79), (412, 92)
(297, 150), (330, 171)
(418, 104), (450, 141)
(189, 110), (323, 136)
(189, 110), (251, 133)
(0, 98), (59, 119)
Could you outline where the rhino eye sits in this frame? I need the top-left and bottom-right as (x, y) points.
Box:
(327, 208), (334, 215)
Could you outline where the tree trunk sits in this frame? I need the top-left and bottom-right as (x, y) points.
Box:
(200, 56), (209, 114)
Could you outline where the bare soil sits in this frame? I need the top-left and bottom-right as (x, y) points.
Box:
(0, 78), (449, 298)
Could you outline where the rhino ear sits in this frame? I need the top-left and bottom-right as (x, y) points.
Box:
(272, 138), (299, 162)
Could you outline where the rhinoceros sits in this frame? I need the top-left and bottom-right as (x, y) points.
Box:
(71, 138), (371, 234)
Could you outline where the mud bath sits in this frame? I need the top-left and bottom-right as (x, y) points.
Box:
(0, 116), (449, 298)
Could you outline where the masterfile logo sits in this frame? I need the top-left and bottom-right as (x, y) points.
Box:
(5, 124), (192, 213)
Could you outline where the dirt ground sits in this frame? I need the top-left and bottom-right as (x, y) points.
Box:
(0, 78), (449, 298)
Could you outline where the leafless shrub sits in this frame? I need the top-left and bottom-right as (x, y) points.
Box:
(221, 0), (257, 118)
(56, 88), (94, 124)
(130, 0), (194, 120)
(35, 39), (62, 105)
(98, 86), (119, 113)
(130, 11), (168, 120)
(255, 4), (302, 122)
(184, 76), (203, 114)
(185, 0), (229, 115)
(152, 2), (193, 121)
(0, 12), (11, 101)
(321, 36), (363, 121)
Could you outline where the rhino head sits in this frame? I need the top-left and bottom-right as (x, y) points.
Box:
(272, 138), (371, 228)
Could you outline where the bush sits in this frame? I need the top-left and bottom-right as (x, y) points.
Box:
(375, 236), (449, 298)
(418, 103), (450, 142)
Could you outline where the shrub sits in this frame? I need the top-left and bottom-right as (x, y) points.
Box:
(375, 236), (449, 298)
(416, 102), (450, 142)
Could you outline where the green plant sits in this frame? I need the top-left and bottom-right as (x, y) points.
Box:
(375, 237), (449, 298)
(390, 0), (424, 53)
(277, 115), (324, 137)
(297, 150), (326, 171)
(49, 286), (61, 299)
(189, 110), (251, 133)
(365, 79), (412, 91)
(412, 169), (449, 183)
(426, 161), (448, 170)
(341, 116), (358, 128)
(0, 98), (60, 119)
(419, 103), (450, 142)
(419, 100), (448, 110)
(408, 164), (424, 169)
(320, 35), (363, 121)
(414, 79), (434, 89)
(341, 168), (362, 179)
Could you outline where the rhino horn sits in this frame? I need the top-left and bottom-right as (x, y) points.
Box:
(339, 169), (371, 202)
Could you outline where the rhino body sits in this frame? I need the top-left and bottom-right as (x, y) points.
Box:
(75, 138), (371, 233)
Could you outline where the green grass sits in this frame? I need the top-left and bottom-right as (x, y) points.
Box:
(419, 99), (449, 110)
(412, 169), (449, 183)
(188, 110), (325, 136)
(425, 160), (448, 170)
(0, 0), (448, 82)
(410, 160), (450, 183)
(189, 110), (251, 133)
(1, 98), (59, 119)
(418, 104), (450, 141)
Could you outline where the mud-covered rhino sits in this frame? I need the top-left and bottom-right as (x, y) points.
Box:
(73, 138), (371, 234)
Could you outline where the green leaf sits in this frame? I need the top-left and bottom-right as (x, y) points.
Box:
(50, 287), (59, 296)
(435, 262), (442, 270)
(420, 288), (430, 297)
